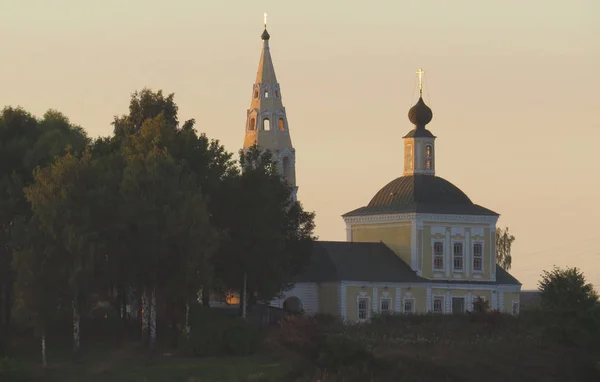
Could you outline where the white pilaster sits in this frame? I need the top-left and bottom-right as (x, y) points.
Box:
(394, 287), (402, 313)
(445, 228), (451, 278)
(426, 287), (432, 313)
(372, 287), (378, 313)
(340, 283), (347, 322)
(411, 221), (418, 271)
(465, 230), (471, 279)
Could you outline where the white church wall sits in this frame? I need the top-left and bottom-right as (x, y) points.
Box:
(270, 282), (319, 315)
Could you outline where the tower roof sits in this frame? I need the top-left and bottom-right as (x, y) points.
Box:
(255, 27), (278, 86)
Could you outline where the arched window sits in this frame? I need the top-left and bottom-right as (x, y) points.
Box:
(282, 156), (292, 181)
(263, 118), (270, 131)
(425, 144), (433, 170)
(275, 90), (280, 98)
(278, 118), (285, 131)
(253, 89), (259, 99)
(264, 90), (269, 99)
(249, 118), (256, 131)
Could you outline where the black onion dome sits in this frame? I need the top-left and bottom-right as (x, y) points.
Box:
(408, 97), (433, 127)
(261, 28), (270, 40)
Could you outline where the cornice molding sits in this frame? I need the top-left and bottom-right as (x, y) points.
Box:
(343, 213), (498, 225)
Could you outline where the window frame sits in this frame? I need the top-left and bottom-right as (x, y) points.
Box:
(472, 241), (484, 273)
(432, 296), (445, 314)
(403, 298), (415, 314)
(425, 144), (433, 170)
(433, 241), (444, 271)
(452, 241), (464, 272)
(263, 118), (271, 131)
(357, 296), (371, 322)
(512, 301), (519, 316)
(380, 297), (392, 314)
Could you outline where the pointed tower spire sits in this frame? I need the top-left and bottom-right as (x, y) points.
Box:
(243, 15), (298, 200)
(403, 68), (436, 176)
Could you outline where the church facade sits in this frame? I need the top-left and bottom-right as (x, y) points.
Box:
(244, 23), (521, 321)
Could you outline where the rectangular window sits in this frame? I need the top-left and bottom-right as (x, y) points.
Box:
(358, 298), (369, 320)
(380, 298), (391, 313)
(473, 243), (483, 272)
(452, 297), (465, 314)
(433, 241), (444, 270)
(403, 299), (414, 314)
(453, 242), (463, 271)
(433, 297), (444, 313)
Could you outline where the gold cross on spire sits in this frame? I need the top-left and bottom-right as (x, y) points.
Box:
(416, 68), (425, 97)
(264, 12), (268, 28)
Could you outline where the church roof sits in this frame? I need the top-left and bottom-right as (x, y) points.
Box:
(293, 241), (521, 286)
(343, 175), (498, 217)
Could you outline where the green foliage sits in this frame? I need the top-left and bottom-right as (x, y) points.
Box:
(471, 296), (491, 313)
(539, 266), (598, 313)
(215, 146), (316, 308)
(0, 357), (31, 382)
(183, 307), (259, 357)
(496, 226), (515, 271)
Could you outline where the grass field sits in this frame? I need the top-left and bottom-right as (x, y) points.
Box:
(10, 340), (289, 382)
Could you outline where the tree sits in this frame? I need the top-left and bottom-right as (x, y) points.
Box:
(214, 146), (316, 316)
(24, 149), (101, 358)
(119, 113), (217, 352)
(496, 227), (515, 271)
(539, 266), (598, 314)
(0, 107), (87, 350)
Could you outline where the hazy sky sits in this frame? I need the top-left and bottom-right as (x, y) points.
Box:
(1, 0), (599, 290)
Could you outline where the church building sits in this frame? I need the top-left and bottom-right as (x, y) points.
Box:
(244, 21), (521, 321)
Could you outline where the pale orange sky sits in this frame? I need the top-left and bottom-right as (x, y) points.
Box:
(1, 0), (599, 290)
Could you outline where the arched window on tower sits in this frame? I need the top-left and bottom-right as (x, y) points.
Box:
(278, 118), (285, 131)
(263, 118), (271, 131)
(249, 118), (256, 131)
(264, 90), (269, 99)
(282, 156), (292, 182)
(425, 144), (433, 170)
(253, 89), (259, 99)
(275, 90), (280, 98)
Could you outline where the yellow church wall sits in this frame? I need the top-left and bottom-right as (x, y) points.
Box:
(503, 292), (520, 314)
(351, 223), (412, 265)
(409, 287), (428, 312)
(318, 283), (340, 316)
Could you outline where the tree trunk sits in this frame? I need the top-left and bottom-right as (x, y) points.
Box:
(149, 288), (157, 352)
(201, 287), (210, 308)
(184, 302), (190, 340)
(41, 332), (47, 368)
(72, 300), (80, 357)
(141, 288), (149, 344)
(241, 272), (247, 319)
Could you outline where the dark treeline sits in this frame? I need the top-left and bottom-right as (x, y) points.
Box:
(0, 89), (316, 362)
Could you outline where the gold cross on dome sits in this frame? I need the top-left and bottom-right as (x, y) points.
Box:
(416, 68), (425, 96)
(264, 13), (268, 28)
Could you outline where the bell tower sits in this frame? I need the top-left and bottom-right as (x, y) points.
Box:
(243, 14), (297, 200)
(403, 68), (436, 176)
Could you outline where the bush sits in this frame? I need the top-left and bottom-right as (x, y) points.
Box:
(0, 357), (31, 382)
(182, 306), (259, 357)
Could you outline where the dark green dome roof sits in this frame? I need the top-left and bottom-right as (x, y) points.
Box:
(343, 175), (498, 217)
(369, 175), (472, 207)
